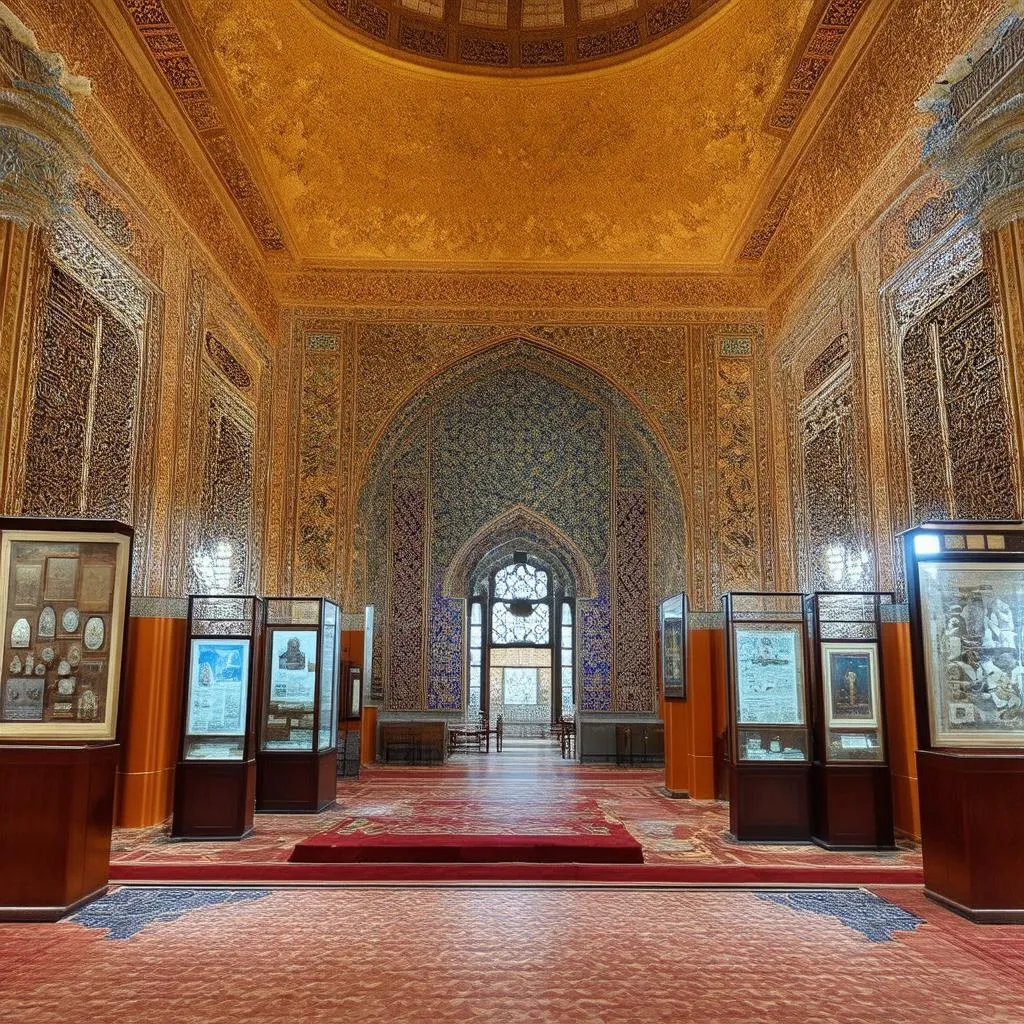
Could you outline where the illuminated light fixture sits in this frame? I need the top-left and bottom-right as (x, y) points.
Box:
(914, 533), (942, 556)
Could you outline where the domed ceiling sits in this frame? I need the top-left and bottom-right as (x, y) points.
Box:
(301, 0), (729, 73)
(143, 0), (835, 267)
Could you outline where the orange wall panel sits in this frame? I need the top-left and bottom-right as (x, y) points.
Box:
(116, 616), (187, 828)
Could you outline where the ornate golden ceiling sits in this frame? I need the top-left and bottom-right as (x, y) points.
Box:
(300, 0), (729, 74)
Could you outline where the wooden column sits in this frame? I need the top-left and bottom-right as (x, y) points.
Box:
(115, 615), (187, 827)
(880, 618), (921, 840)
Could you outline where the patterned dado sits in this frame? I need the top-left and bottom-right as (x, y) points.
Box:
(348, 339), (684, 716)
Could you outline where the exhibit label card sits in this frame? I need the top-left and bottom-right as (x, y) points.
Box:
(270, 628), (318, 705)
(734, 625), (804, 725)
(186, 638), (250, 736)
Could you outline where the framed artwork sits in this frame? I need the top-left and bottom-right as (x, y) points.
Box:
(43, 555), (79, 601)
(0, 527), (131, 741)
(918, 560), (1024, 748)
(733, 624), (805, 726)
(347, 665), (362, 719)
(659, 594), (686, 701)
(13, 563), (42, 608)
(185, 638), (251, 737)
(822, 642), (881, 728)
(79, 563), (115, 612)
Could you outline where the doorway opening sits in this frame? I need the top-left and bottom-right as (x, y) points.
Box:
(465, 551), (576, 760)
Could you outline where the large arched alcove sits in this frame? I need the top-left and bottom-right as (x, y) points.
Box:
(355, 339), (685, 725)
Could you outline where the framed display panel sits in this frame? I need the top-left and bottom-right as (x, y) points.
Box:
(261, 597), (340, 754)
(904, 522), (1024, 751)
(806, 592), (892, 764)
(179, 596), (261, 762)
(659, 593), (687, 701)
(724, 593), (811, 764)
(0, 519), (133, 742)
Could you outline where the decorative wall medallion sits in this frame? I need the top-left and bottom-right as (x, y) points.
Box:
(11, 618), (30, 648)
(57, 659), (71, 676)
(23, 654), (33, 675)
(62, 607), (80, 634)
(40, 646), (55, 665)
(34, 663), (46, 676)
(58, 678), (75, 696)
(9, 655), (21, 674)
(84, 616), (105, 651)
(38, 606), (55, 638)
(68, 645), (81, 667)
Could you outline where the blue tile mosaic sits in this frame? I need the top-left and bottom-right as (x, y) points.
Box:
(68, 886), (271, 940)
(755, 889), (925, 943)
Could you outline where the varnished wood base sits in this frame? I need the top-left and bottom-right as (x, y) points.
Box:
(729, 763), (811, 843)
(811, 762), (895, 850)
(919, 750), (1024, 921)
(0, 743), (119, 918)
(0, 884), (109, 923)
(172, 759), (256, 839)
(256, 748), (337, 812)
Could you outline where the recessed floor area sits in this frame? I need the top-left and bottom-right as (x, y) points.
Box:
(3, 885), (1023, 1024)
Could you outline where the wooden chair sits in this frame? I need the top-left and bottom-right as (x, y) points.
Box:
(560, 716), (576, 759)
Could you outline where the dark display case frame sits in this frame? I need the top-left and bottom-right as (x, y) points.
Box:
(256, 596), (340, 813)
(723, 591), (812, 842)
(904, 520), (1024, 922)
(806, 591), (895, 851)
(172, 594), (262, 840)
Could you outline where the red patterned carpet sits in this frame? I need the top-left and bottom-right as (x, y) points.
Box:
(2, 885), (1023, 1023)
(110, 741), (922, 883)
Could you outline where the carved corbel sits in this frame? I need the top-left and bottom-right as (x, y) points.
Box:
(0, 8), (91, 229)
(920, 12), (1024, 233)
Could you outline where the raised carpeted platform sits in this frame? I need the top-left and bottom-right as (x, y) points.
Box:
(289, 797), (645, 864)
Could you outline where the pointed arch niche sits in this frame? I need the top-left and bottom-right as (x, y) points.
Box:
(355, 339), (686, 732)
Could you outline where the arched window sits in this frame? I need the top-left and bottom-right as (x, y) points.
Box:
(490, 559), (551, 646)
(560, 601), (575, 716)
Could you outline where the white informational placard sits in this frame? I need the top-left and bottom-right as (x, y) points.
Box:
(186, 638), (250, 736)
(269, 628), (318, 706)
(734, 626), (804, 725)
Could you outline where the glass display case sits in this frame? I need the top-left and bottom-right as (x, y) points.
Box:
(256, 596), (341, 812)
(723, 591), (812, 842)
(0, 518), (133, 742)
(658, 593), (687, 701)
(179, 595), (261, 762)
(173, 594), (261, 840)
(903, 522), (1024, 921)
(805, 591), (895, 850)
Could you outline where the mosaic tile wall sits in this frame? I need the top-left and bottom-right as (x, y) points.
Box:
(356, 339), (685, 715)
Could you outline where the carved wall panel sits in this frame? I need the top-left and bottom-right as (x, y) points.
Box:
(900, 270), (1017, 524)
(21, 261), (141, 524)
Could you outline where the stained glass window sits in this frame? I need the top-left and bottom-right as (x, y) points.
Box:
(560, 601), (575, 716)
(468, 598), (484, 712)
(494, 562), (549, 601)
(492, 600), (550, 645)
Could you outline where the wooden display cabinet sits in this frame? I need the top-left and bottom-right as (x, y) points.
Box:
(723, 591), (812, 842)
(256, 597), (341, 813)
(904, 521), (1024, 922)
(806, 591), (895, 850)
(0, 516), (133, 920)
(172, 595), (262, 840)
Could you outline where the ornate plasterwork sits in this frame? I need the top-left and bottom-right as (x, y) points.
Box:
(921, 15), (1024, 233)
(0, 19), (90, 228)
(765, 0), (869, 133)
(302, 0), (728, 73)
(115, 0), (285, 251)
